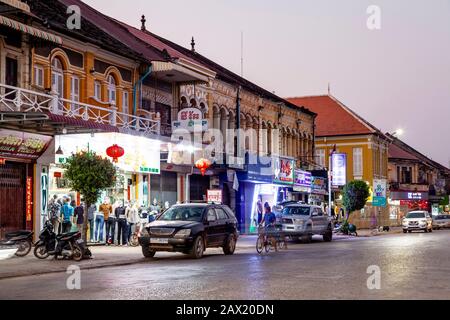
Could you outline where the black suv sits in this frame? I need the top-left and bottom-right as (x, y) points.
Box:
(138, 203), (239, 259)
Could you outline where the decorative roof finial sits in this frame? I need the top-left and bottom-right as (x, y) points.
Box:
(141, 15), (146, 31)
(191, 37), (196, 52)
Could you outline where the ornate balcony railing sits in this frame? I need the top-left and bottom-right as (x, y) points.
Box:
(0, 83), (160, 136)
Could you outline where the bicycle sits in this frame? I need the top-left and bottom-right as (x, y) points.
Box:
(256, 224), (278, 254)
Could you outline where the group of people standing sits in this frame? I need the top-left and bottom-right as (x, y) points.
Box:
(48, 195), (85, 235)
(92, 199), (141, 246)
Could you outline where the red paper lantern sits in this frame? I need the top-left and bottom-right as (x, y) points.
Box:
(106, 144), (124, 163)
(195, 158), (211, 176)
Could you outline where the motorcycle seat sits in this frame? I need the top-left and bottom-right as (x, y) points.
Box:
(56, 232), (79, 240)
(5, 231), (33, 239)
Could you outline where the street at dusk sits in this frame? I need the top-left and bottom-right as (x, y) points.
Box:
(0, 0), (449, 306)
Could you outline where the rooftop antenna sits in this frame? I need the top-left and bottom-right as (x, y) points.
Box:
(328, 82), (331, 95)
(240, 31), (244, 77)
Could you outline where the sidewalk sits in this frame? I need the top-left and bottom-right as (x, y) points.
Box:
(0, 230), (401, 280)
(355, 226), (403, 237)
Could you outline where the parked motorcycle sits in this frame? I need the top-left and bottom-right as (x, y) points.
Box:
(0, 230), (34, 257)
(34, 221), (91, 261)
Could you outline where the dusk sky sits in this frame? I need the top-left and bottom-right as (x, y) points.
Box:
(84, 0), (450, 168)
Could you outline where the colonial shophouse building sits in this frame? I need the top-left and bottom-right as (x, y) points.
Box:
(288, 95), (391, 229)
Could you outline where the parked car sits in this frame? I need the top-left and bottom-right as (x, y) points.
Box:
(138, 203), (239, 259)
(402, 211), (433, 233)
(272, 200), (299, 222)
(432, 214), (450, 230)
(280, 204), (333, 243)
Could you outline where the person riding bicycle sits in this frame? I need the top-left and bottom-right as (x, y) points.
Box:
(262, 202), (278, 251)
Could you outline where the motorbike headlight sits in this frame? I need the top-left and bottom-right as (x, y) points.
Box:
(174, 229), (191, 238)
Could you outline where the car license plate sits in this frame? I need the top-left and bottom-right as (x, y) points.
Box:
(150, 238), (169, 244)
(76, 239), (84, 245)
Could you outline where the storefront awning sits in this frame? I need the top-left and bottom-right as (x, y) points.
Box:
(0, 0), (30, 12)
(152, 60), (215, 83)
(0, 15), (63, 45)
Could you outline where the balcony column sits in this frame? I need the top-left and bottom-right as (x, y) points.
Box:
(110, 103), (117, 126)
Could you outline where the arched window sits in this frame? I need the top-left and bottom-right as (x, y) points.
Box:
(51, 57), (64, 98)
(107, 75), (116, 104)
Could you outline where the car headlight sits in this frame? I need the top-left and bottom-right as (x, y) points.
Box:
(174, 229), (191, 238)
(402, 220), (409, 226)
(295, 219), (304, 226)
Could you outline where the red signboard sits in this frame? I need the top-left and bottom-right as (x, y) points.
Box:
(0, 129), (52, 160)
(53, 172), (62, 178)
(207, 190), (223, 204)
(26, 177), (32, 222)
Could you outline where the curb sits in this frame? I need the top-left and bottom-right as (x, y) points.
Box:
(0, 258), (147, 280)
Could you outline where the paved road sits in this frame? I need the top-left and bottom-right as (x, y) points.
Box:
(1, 231), (449, 300)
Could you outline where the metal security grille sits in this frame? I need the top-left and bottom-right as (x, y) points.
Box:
(0, 162), (25, 238)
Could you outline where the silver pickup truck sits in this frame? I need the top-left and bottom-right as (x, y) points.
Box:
(280, 204), (333, 243)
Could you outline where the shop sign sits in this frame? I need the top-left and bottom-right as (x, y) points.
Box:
(373, 179), (387, 207)
(55, 133), (160, 174)
(311, 176), (328, 195)
(26, 176), (32, 222)
(207, 189), (222, 204)
(331, 153), (347, 187)
(172, 108), (208, 132)
(0, 129), (52, 160)
(391, 191), (429, 201)
(273, 157), (294, 185)
(294, 170), (312, 193)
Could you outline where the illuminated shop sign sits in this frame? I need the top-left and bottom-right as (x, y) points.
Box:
(390, 191), (429, 201)
(311, 177), (328, 195)
(294, 170), (312, 193)
(0, 129), (52, 160)
(207, 189), (223, 204)
(331, 153), (347, 187)
(273, 158), (294, 185)
(55, 133), (160, 174)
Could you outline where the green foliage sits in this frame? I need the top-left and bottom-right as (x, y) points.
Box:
(342, 180), (370, 216)
(63, 151), (116, 206)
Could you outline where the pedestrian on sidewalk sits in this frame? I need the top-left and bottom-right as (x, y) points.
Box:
(60, 198), (74, 234)
(48, 195), (61, 234)
(74, 201), (85, 234)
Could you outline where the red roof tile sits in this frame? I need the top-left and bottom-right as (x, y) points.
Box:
(388, 143), (419, 160)
(286, 95), (380, 137)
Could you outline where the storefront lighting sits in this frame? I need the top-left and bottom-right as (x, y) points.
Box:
(0, 158), (5, 165)
(55, 146), (64, 155)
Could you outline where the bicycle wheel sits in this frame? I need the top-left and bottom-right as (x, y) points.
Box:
(256, 235), (264, 254)
(278, 237), (285, 250)
(264, 238), (271, 253)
